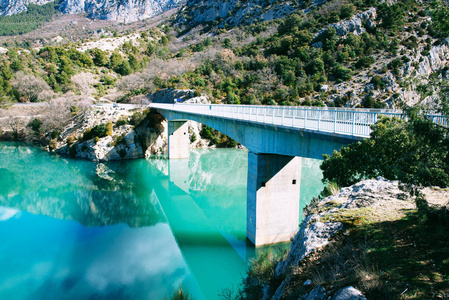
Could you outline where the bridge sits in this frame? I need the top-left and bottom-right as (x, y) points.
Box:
(150, 103), (446, 246)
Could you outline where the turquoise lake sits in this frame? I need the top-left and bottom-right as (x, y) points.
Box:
(0, 142), (324, 299)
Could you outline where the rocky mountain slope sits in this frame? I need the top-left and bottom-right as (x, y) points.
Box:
(177, 0), (299, 29)
(0, 0), (52, 15)
(0, 0), (182, 22)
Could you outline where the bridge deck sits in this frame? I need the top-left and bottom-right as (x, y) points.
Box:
(150, 103), (447, 139)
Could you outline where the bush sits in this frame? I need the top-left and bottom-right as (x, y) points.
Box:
(28, 118), (42, 134)
(67, 136), (76, 145)
(106, 121), (113, 136)
(82, 124), (108, 141)
(50, 130), (59, 140)
(321, 111), (449, 188)
(116, 117), (128, 126)
(355, 56), (375, 69)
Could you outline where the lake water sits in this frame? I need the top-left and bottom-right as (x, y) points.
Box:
(0, 142), (324, 299)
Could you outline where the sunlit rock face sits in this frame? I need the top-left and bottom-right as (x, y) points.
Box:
(0, 0), (182, 23)
(0, 0), (53, 15)
(59, 0), (182, 23)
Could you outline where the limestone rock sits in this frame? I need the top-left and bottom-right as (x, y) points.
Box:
(148, 88), (210, 104)
(322, 177), (406, 209)
(417, 44), (449, 77)
(0, 0), (181, 23)
(302, 286), (327, 300)
(0, 0), (53, 15)
(177, 0), (297, 28)
(329, 8), (377, 36)
(332, 286), (366, 300)
(275, 218), (343, 276)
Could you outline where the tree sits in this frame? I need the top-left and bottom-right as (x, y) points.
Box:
(377, 2), (405, 31)
(109, 52), (123, 70)
(321, 111), (449, 188)
(91, 48), (108, 67)
(11, 72), (52, 102)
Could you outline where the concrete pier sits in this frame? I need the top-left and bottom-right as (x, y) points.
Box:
(168, 120), (189, 159)
(246, 152), (302, 246)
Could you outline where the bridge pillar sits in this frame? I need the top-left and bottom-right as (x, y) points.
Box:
(247, 152), (302, 246)
(168, 121), (189, 159)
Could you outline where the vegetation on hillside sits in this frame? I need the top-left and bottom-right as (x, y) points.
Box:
(0, 2), (60, 36)
(0, 0), (447, 110)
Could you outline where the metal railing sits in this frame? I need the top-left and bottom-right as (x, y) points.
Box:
(150, 103), (448, 139)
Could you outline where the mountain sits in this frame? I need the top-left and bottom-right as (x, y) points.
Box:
(0, 0), (53, 15)
(177, 0), (302, 29)
(0, 0), (183, 22)
(59, 0), (182, 23)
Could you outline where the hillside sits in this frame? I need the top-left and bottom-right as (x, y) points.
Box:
(0, 0), (447, 140)
(236, 178), (449, 299)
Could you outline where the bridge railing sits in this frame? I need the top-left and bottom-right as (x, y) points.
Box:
(150, 103), (447, 138)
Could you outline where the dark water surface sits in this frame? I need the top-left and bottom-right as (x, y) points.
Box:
(0, 142), (323, 299)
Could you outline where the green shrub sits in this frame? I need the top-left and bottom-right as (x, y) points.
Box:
(106, 121), (113, 136)
(116, 117), (128, 126)
(28, 118), (42, 134)
(50, 130), (59, 140)
(119, 148), (127, 158)
(70, 106), (79, 115)
(321, 111), (449, 188)
(67, 136), (76, 145)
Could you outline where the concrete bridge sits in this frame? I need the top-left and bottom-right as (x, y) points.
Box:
(150, 103), (446, 246)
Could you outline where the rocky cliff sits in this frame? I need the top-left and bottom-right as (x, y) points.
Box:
(0, 0), (182, 22)
(0, 0), (52, 15)
(59, 0), (182, 23)
(177, 0), (299, 28)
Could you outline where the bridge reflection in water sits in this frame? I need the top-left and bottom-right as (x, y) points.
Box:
(146, 150), (323, 299)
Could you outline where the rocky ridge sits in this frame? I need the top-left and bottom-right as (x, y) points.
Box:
(0, 0), (52, 16)
(177, 0), (299, 28)
(0, 0), (182, 22)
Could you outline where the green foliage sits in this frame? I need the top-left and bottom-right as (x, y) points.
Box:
(91, 48), (109, 67)
(321, 112), (449, 188)
(82, 124), (108, 141)
(130, 111), (144, 126)
(377, 2), (406, 31)
(106, 121), (113, 136)
(431, 2), (449, 37)
(241, 249), (285, 299)
(0, 2), (58, 36)
(340, 4), (356, 19)
(70, 105), (79, 115)
(28, 118), (42, 134)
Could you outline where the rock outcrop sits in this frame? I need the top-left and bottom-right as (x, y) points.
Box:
(59, 0), (182, 23)
(0, 0), (182, 23)
(147, 88), (209, 104)
(0, 0), (52, 16)
(54, 103), (211, 161)
(177, 0), (299, 28)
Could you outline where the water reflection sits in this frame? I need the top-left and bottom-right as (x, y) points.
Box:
(0, 143), (325, 300)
